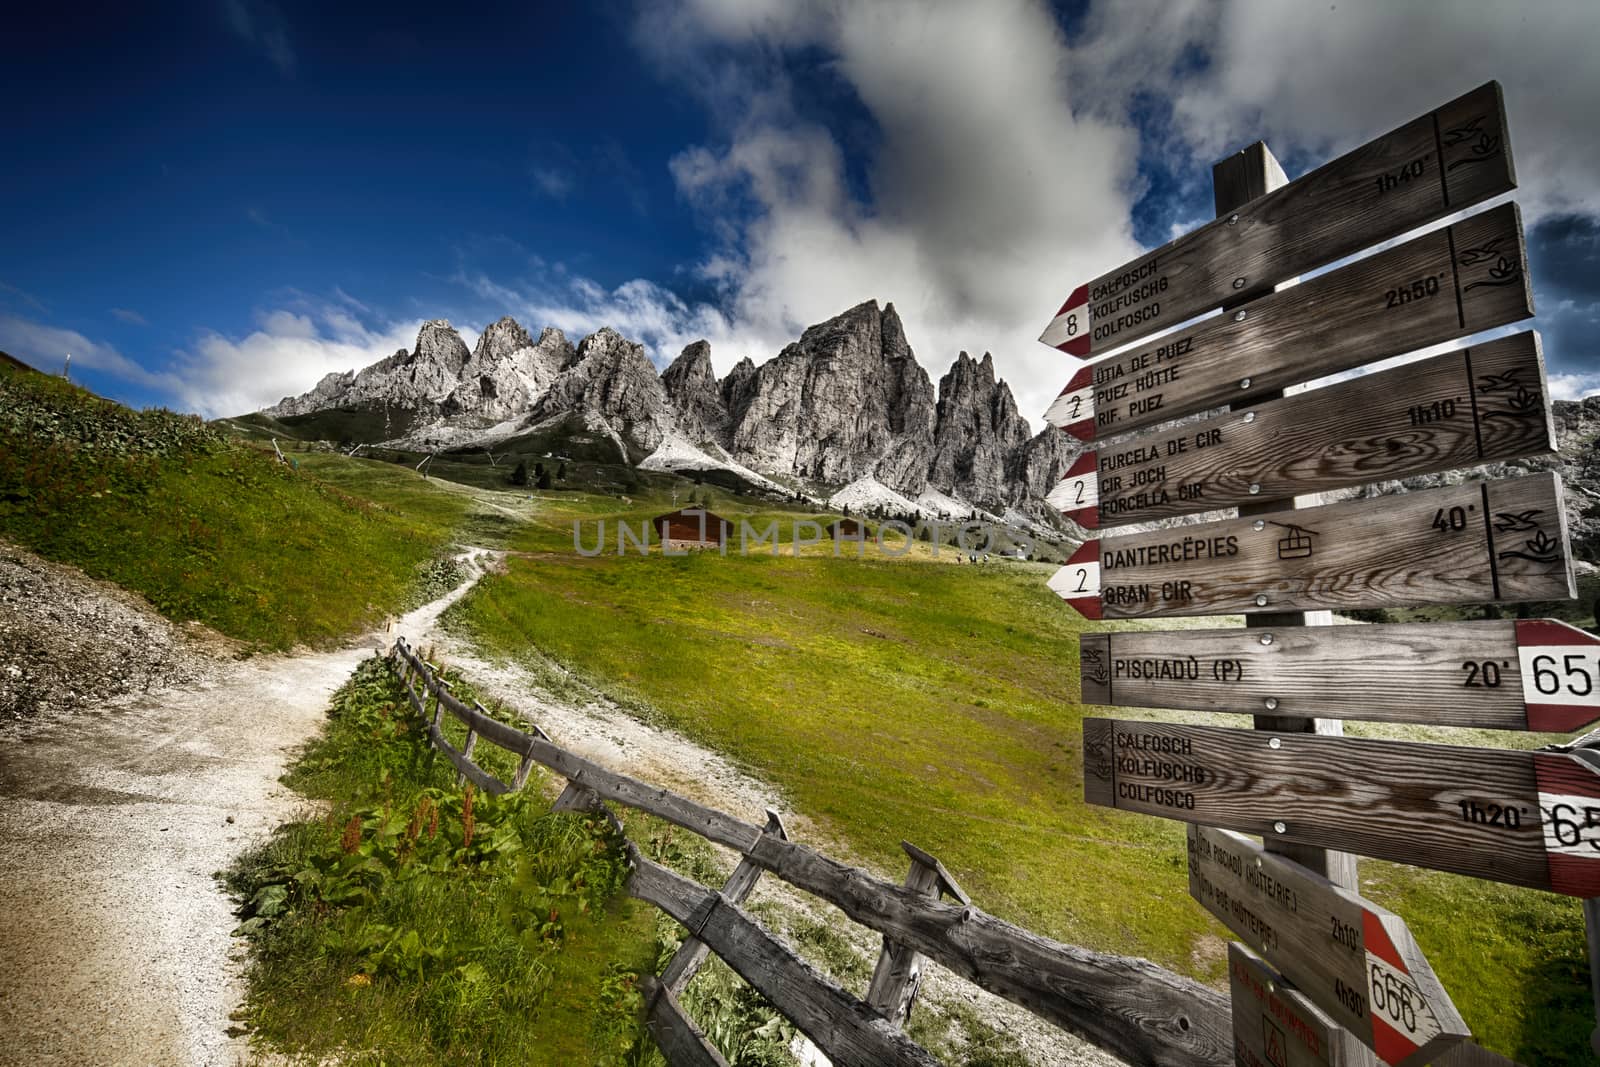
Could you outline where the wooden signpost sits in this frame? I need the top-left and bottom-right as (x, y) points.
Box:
(1039, 81), (1514, 359)
(1079, 618), (1600, 733)
(1226, 944), (1378, 1067)
(1083, 717), (1600, 897)
(1046, 331), (1553, 529)
(1042, 203), (1532, 443)
(1049, 472), (1572, 620)
(1196, 828), (1464, 1066)
(1042, 77), (1588, 1063)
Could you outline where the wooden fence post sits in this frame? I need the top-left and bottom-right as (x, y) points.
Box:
(639, 975), (732, 1067)
(1216, 142), (1359, 892)
(865, 841), (970, 1028)
(511, 716), (550, 792)
(661, 810), (788, 995)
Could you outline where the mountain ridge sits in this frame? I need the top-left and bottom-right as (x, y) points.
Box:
(263, 301), (1079, 522)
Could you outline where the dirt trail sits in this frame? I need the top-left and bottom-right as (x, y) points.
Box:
(0, 550), (494, 1067)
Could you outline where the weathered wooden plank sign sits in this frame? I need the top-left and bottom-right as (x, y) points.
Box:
(1039, 81), (1515, 358)
(1082, 718), (1600, 897)
(1042, 203), (1532, 443)
(1199, 831), (1463, 1066)
(1227, 944), (1379, 1067)
(1048, 472), (1572, 620)
(1046, 331), (1552, 529)
(1080, 618), (1600, 733)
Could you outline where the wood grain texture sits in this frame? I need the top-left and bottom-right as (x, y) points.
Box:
(1087, 718), (1600, 895)
(746, 833), (1232, 1067)
(1226, 943), (1379, 1067)
(1049, 203), (1532, 443)
(1050, 81), (1513, 358)
(661, 811), (786, 995)
(1061, 331), (1552, 529)
(1078, 618), (1600, 731)
(1078, 472), (1573, 620)
(1191, 828), (1465, 1065)
(628, 851), (943, 1067)
(865, 857), (942, 1026)
(640, 976), (732, 1067)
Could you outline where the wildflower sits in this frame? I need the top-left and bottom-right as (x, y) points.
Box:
(340, 815), (362, 854)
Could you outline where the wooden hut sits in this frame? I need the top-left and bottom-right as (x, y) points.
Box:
(830, 518), (870, 540)
(652, 507), (731, 550)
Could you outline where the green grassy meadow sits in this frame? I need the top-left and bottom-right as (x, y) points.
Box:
(445, 487), (1595, 1062)
(0, 367), (489, 649)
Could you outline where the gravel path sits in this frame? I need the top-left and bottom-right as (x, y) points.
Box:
(0, 550), (493, 1067)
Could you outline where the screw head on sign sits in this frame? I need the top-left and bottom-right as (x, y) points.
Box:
(1239, 376), (1252, 389)
(1234, 310), (1248, 322)
(1268, 736), (1281, 748)
(1232, 276), (1247, 290)
(1249, 483), (1261, 495)
(1253, 519), (1266, 531)
(1265, 698), (1279, 711)
(1228, 213), (1240, 225)
(1254, 594), (1268, 607)
(1243, 412), (1256, 423)
(1274, 821), (1288, 834)
(1260, 633), (1273, 645)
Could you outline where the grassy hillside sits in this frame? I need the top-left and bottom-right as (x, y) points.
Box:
(446, 488), (1594, 1063)
(227, 656), (664, 1065)
(0, 367), (475, 650)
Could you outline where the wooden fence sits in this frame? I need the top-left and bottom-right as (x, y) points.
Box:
(387, 636), (1235, 1066)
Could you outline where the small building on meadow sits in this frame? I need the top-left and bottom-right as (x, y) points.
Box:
(652, 507), (731, 550)
(829, 518), (871, 540)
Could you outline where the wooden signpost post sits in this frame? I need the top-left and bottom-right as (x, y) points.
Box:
(1037, 77), (1594, 1063)
(1079, 619), (1600, 733)
(1043, 204), (1532, 443)
(1226, 943), (1378, 1067)
(1083, 718), (1600, 898)
(1049, 472), (1572, 620)
(1039, 81), (1514, 360)
(1046, 331), (1553, 528)
(1194, 828), (1464, 1066)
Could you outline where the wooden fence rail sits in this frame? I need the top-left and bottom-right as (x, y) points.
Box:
(385, 637), (1236, 1066)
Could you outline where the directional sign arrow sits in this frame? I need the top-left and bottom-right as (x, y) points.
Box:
(1047, 472), (1573, 621)
(1228, 944), (1374, 1067)
(1047, 331), (1553, 530)
(1084, 718), (1600, 897)
(1080, 618), (1600, 733)
(1227, 945), (1379, 1067)
(1194, 829), (1465, 1066)
(1042, 202), (1532, 443)
(1040, 80), (1515, 359)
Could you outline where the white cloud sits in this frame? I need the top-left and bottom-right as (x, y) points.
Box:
(532, 167), (575, 200)
(167, 299), (428, 418)
(109, 307), (148, 326)
(224, 0), (296, 77)
(1548, 373), (1600, 403)
(1069, 0), (1600, 222)
(629, 0), (1144, 427)
(0, 314), (174, 387)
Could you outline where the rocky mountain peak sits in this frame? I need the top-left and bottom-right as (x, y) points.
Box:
(473, 316), (533, 363)
(662, 341), (728, 444)
(925, 348), (1032, 511)
(531, 327), (675, 451)
(413, 320), (470, 378)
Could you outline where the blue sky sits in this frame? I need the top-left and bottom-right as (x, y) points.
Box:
(4, 0), (1598, 423)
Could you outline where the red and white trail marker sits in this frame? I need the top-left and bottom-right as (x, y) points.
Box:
(1037, 286), (1091, 358)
